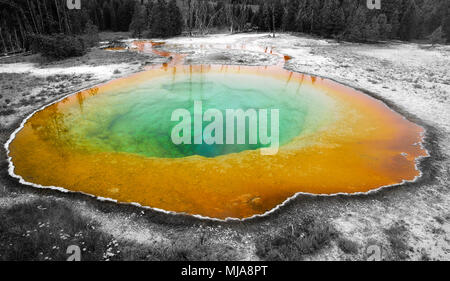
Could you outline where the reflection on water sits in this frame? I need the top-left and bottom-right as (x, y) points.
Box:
(24, 66), (325, 159)
(7, 40), (428, 219)
(29, 104), (72, 158)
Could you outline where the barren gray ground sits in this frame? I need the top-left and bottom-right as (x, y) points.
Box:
(0, 33), (449, 261)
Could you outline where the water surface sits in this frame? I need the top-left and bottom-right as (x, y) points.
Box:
(7, 42), (428, 219)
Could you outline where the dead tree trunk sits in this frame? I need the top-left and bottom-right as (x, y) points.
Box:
(13, 28), (21, 50)
(271, 4), (276, 37)
(62, 3), (72, 34)
(54, 0), (63, 33)
(0, 27), (8, 53)
(36, 0), (46, 33)
(27, 0), (40, 33)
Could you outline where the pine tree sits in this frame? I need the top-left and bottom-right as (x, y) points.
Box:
(297, 0), (312, 33)
(109, 0), (118, 32)
(310, 0), (323, 34)
(378, 14), (392, 40)
(366, 16), (380, 41)
(294, 9), (303, 32)
(282, 0), (298, 32)
(118, 0), (135, 32)
(252, 5), (263, 30)
(262, 3), (271, 32)
(145, 1), (154, 29)
(129, 3), (146, 38)
(246, 6), (254, 31)
(428, 26), (445, 45)
(382, 0), (402, 23)
(341, 0), (358, 20)
(345, 6), (367, 42)
(273, 0), (284, 30)
(320, 0), (345, 37)
(399, 0), (419, 41)
(102, 2), (111, 30)
(167, 0), (183, 36)
(443, 2), (450, 43)
(83, 19), (99, 47)
(420, 0), (439, 35)
(214, 1), (227, 28)
(150, 0), (169, 38)
(390, 10), (400, 39)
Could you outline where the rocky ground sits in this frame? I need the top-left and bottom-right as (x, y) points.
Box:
(0, 33), (449, 261)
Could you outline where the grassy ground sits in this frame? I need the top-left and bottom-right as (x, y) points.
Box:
(255, 216), (337, 261)
(0, 32), (449, 261)
(0, 199), (116, 261)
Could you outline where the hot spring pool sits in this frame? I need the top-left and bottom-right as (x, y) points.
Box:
(42, 69), (329, 158)
(6, 47), (428, 220)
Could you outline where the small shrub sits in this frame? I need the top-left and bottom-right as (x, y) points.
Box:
(337, 237), (359, 254)
(384, 222), (410, 260)
(29, 33), (87, 59)
(428, 26), (446, 45)
(0, 108), (16, 116)
(256, 217), (337, 261)
(82, 20), (100, 48)
(434, 216), (445, 224)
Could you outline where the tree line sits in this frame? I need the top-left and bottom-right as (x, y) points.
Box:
(1, 0), (449, 55)
(177, 0), (450, 42)
(130, 0), (183, 38)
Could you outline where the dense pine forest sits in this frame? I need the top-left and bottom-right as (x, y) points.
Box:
(0, 0), (449, 57)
